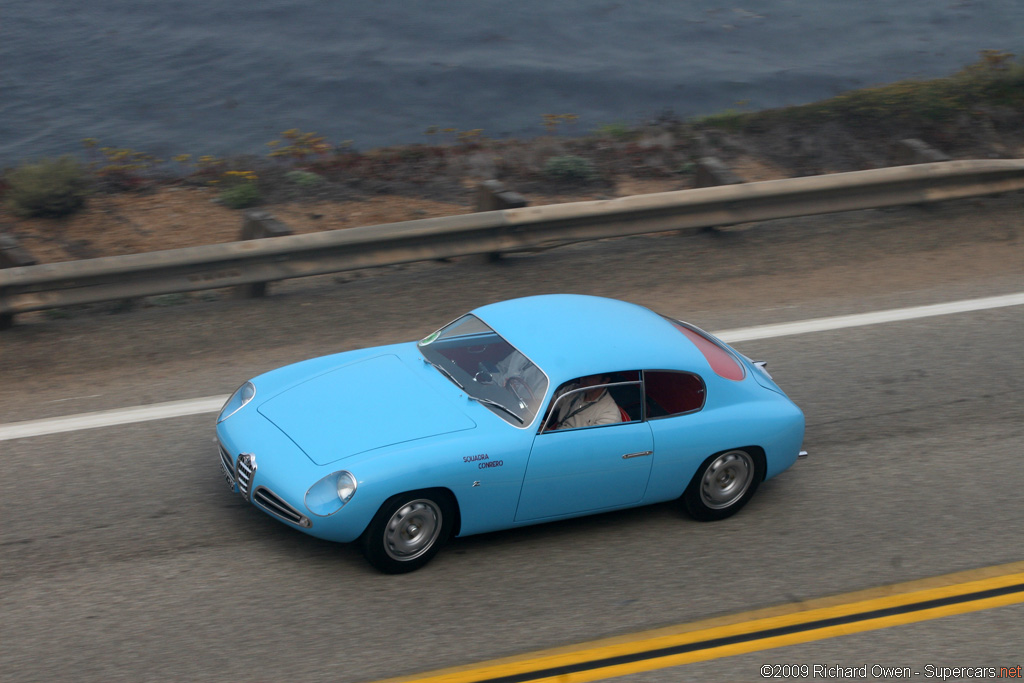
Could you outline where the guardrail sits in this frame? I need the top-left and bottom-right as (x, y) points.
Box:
(2, 159), (1023, 328)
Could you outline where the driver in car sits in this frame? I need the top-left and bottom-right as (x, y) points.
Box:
(550, 374), (621, 430)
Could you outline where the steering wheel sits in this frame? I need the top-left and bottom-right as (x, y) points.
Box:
(504, 375), (535, 407)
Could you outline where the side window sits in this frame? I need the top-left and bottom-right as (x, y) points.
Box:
(644, 371), (706, 419)
(541, 371), (642, 432)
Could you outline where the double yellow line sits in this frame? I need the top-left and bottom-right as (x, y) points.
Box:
(373, 561), (1024, 683)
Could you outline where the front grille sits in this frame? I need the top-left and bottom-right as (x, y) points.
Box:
(218, 445), (235, 488)
(236, 453), (257, 499)
(254, 487), (312, 528)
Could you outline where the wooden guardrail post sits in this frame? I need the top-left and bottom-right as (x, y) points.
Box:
(476, 180), (527, 261)
(235, 210), (292, 298)
(694, 157), (743, 232)
(894, 139), (951, 165)
(0, 232), (37, 329)
(694, 157), (742, 188)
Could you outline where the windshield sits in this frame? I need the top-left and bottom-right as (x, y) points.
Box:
(418, 314), (548, 426)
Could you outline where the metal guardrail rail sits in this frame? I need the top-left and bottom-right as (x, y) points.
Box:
(2, 159), (1023, 326)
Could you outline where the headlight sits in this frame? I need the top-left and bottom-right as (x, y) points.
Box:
(305, 470), (357, 517)
(218, 381), (255, 423)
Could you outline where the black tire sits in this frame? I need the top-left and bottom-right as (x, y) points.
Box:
(361, 490), (453, 574)
(682, 448), (765, 522)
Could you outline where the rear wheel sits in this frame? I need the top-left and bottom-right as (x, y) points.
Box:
(361, 491), (453, 573)
(683, 448), (764, 521)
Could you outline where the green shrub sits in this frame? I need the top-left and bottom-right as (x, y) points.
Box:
(695, 110), (748, 132)
(4, 156), (90, 218)
(695, 51), (1024, 131)
(219, 182), (260, 209)
(285, 170), (326, 187)
(543, 155), (596, 182)
(594, 122), (636, 140)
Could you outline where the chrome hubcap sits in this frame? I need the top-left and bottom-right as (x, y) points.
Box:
(700, 450), (755, 509)
(384, 499), (442, 561)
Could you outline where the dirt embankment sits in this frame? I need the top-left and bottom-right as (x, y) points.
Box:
(3, 109), (1022, 266)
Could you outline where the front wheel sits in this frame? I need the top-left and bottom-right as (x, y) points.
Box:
(361, 491), (453, 573)
(682, 448), (764, 521)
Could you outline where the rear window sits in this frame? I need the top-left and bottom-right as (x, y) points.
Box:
(668, 319), (745, 381)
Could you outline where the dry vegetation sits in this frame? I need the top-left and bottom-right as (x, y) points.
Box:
(2, 52), (1022, 265)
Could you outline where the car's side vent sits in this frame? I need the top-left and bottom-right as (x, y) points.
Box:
(236, 453), (257, 499)
(254, 487), (312, 528)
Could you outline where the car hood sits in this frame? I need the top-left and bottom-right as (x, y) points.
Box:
(257, 353), (476, 465)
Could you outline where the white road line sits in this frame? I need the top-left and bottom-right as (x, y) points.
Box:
(2, 293), (1022, 442)
(716, 292), (1024, 343)
(0, 396), (228, 442)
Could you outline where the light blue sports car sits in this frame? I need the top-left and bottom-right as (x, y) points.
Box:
(216, 294), (805, 573)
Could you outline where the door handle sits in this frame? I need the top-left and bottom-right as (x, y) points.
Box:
(621, 450), (653, 459)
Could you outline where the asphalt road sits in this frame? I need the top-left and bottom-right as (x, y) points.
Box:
(1, 196), (1021, 682)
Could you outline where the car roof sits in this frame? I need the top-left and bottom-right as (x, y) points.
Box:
(471, 294), (708, 382)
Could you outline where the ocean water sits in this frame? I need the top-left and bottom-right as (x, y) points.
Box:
(1, 0), (1021, 165)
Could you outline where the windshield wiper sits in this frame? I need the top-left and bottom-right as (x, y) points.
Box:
(423, 358), (464, 390)
(468, 395), (524, 424)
